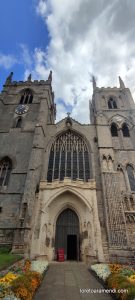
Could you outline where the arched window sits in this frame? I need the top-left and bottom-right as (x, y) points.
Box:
(16, 117), (22, 128)
(127, 165), (135, 191)
(111, 123), (118, 137)
(0, 157), (12, 187)
(20, 89), (33, 104)
(108, 97), (117, 109)
(122, 123), (130, 137)
(47, 130), (90, 182)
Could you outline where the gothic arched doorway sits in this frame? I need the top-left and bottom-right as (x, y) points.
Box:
(55, 208), (79, 260)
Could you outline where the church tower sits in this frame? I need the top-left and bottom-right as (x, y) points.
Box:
(90, 76), (135, 261)
(0, 71), (56, 252)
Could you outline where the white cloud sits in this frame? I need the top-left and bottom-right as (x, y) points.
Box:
(0, 45), (33, 79)
(33, 0), (135, 122)
(20, 44), (33, 68)
(56, 101), (67, 121)
(0, 53), (17, 69)
(36, 0), (49, 17)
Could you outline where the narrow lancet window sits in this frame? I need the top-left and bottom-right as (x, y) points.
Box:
(122, 123), (130, 137)
(111, 123), (118, 137)
(0, 157), (12, 187)
(16, 117), (22, 128)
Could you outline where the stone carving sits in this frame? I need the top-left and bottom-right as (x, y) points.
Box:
(102, 155), (113, 171)
(103, 172), (128, 247)
(107, 155), (113, 171)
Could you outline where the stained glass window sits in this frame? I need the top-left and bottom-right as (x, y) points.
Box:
(47, 130), (90, 182)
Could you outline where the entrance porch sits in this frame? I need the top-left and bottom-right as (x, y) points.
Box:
(30, 179), (104, 263)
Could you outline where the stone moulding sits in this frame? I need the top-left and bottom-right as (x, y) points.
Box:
(39, 178), (96, 190)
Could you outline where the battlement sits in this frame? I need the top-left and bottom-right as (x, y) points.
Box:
(92, 76), (126, 92)
(4, 78), (52, 87)
(93, 86), (128, 93)
(3, 70), (53, 89)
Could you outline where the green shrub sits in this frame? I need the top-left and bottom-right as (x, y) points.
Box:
(107, 273), (135, 300)
(119, 268), (135, 277)
(0, 247), (12, 254)
(125, 285), (135, 300)
(107, 273), (127, 289)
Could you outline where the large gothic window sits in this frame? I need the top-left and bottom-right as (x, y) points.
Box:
(47, 130), (90, 182)
(127, 165), (135, 191)
(0, 157), (12, 187)
(20, 89), (33, 104)
(122, 123), (130, 137)
(108, 97), (117, 109)
(111, 123), (118, 137)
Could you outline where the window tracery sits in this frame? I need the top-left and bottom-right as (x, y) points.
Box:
(20, 89), (33, 104)
(47, 130), (90, 182)
(0, 157), (12, 187)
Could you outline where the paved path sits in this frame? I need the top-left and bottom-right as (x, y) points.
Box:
(34, 262), (113, 300)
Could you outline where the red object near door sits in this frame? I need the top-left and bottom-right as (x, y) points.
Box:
(57, 248), (64, 261)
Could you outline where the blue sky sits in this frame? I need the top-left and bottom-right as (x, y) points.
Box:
(0, 0), (49, 89)
(1, 0), (135, 122)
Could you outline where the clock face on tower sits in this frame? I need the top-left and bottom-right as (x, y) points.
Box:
(15, 105), (29, 115)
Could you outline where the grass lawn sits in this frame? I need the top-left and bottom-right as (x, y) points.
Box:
(0, 253), (22, 271)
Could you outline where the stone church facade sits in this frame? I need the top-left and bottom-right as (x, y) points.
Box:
(0, 72), (135, 263)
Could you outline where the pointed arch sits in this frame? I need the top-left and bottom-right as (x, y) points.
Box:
(54, 203), (81, 226)
(111, 123), (118, 137)
(56, 208), (79, 227)
(0, 157), (12, 186)
(108, 155), (113, 161)
(45, 187), (93, 212)
(47, 129), (91, 182)
(122, 123), (130, 137)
